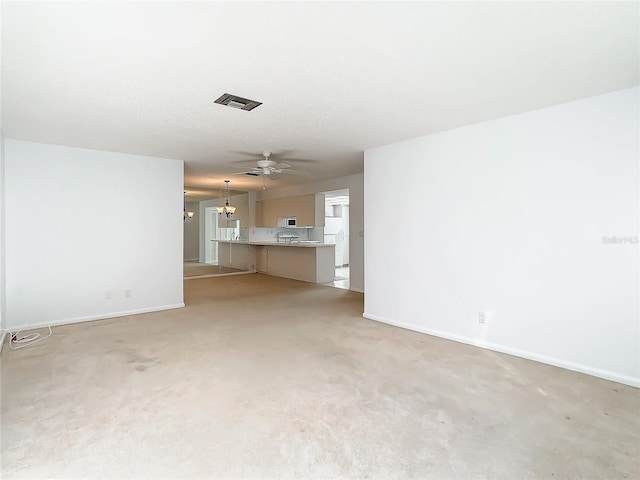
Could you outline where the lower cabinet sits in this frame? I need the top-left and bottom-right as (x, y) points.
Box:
(219, 242), (335, 283)
(257, 247), (268, 273)
(253, 245), (334, 283)
(218, 242), (250, 271)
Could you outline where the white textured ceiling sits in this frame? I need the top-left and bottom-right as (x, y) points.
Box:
(2, 1), (638, 193)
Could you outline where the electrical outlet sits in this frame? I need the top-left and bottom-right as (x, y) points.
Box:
(125, 290), (132, 298)
(479, 311), (494, 325)
(105, 291), (112, 300)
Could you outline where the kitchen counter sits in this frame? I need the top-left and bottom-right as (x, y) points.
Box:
(213, 240), (335, 283)
(215, 240), (334, 248)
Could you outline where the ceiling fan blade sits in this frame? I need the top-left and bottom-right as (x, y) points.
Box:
(227, 163), (260, 169)
(227, 149), (297, 157)
(226, 150), (260, 156)
(273, 157), (318, 164)
(278, 169), (310, 176)
(273, 162), (291, 169)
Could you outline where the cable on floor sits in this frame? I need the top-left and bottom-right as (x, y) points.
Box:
(0, 324), (53, 350)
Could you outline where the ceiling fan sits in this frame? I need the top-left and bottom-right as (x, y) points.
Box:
(230, 151), (294, 177)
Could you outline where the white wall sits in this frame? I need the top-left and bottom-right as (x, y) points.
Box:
(0, 131), (6, 340)
(4, 140), (184, 329)
(257, 173), (364, 293)
(364, 87), (639, 387)
(183, 201), (199, 261)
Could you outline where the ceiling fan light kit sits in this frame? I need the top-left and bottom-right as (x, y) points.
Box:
(229, 151), (297, 185)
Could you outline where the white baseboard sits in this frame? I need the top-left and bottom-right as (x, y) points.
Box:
(6, 303), (185, 332)
(184, 271), (254, 280)
(363, 312), (640, 388)
(0, 331), (6, 354)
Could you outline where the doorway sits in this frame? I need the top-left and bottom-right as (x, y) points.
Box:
(323, 189), (349, 290)
(204, 206), (219, 264)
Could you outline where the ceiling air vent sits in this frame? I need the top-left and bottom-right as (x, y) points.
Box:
(214, 93), (262, 111)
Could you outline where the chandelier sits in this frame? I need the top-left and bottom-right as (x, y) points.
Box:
(183, 191), (194, 220)
(216, 180), (236, 218)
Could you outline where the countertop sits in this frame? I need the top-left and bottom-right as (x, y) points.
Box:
(214, 240), (335, 248)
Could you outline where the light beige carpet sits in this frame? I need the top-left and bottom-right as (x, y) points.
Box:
(1, 274), (638, 479)
(183, 261), (247, 277)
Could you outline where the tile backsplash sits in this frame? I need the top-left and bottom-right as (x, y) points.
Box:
(249, 227), (324, 242)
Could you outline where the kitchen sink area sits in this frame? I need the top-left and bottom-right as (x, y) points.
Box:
(275, 231), (322, 245)
(213, 216), (335, 284)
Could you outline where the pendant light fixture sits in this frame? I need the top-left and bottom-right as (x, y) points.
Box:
(216, 180), (236, 218)
(183, 191), (194, 220)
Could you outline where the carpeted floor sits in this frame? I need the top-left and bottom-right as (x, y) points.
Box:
(183, 261), (248, 277)
(1, 274), (638, 479)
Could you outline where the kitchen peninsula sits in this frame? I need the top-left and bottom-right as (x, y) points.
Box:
(216, 240), (335, 284)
